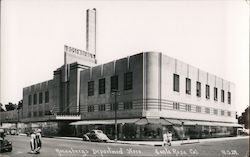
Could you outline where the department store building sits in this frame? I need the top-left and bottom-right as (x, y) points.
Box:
(4, 8), (241, 140)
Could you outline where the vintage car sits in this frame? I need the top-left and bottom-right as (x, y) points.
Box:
(82, 130), (110, 142)
(0, 128), (12, 152)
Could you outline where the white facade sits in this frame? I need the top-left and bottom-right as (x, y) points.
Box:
(143, 52), (236, 123)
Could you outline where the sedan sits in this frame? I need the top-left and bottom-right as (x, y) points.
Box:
(82, 130), (110, 142)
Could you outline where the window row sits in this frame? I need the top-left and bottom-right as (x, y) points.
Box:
(28, 91), (49, 105)
(28, 110), (50, 117)
(87, 102), (133, 112)
(172, 102), (231, 116)
(173, 74), (231, 104)
(88, 72), (133, 96)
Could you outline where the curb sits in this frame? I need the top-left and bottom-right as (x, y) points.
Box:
(48, 135), (249, 146)
(180, 141), (200, 145)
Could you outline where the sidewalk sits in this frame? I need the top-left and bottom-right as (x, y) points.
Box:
(53, 135), (249, 146)
(116, 136), (249, 146)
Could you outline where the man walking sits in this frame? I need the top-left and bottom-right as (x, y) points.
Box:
(163, 131), (168, 146)
(166, 131), (172, 146)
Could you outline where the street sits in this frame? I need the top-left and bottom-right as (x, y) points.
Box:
(0, 135), (249, 157)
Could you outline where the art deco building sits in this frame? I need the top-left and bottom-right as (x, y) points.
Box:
(1, 8), (241, 140)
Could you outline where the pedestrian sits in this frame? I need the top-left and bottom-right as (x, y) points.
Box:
(163, 131), (168, 146)
(166, 131), (172, 146)
(34, 129), (42, 154)
(29, 130), (37, 153)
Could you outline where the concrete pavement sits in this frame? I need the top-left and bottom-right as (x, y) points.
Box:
(53, 135), (249, 146)
(3, 135), (249, 157)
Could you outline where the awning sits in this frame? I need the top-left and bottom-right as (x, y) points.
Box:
(114, 119), (138, 124)
(135, 118), (171, 125)
(180, 120), (243, 127)
(70, 118), (183, 126)
(70, 120), (113, 125)
(69, 119), (139, 125)
(69, 118), (241, 127)
(164, 118), (182, 125)
(180, 120), (211, 126)
(134, 118), (182, 125)
(212, 122), (243, 127)
(55, 115), (81, 120)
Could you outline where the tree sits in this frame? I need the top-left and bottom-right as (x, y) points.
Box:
(5, 102), (17, 111)
(17, 100), (23, 110)
(238, 106), (250, 129)
(0, 103), (5, 112)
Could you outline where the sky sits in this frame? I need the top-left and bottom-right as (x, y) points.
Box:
(0, 0), (249, 114)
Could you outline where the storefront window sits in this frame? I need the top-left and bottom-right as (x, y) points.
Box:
(141, 124), (162, 140)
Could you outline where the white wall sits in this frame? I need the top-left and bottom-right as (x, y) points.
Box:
(145, 52), (237, 123)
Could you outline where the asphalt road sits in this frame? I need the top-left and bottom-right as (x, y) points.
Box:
(0, 135), (249, 157)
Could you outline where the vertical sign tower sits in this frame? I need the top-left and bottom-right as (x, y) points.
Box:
(86, 8), (97, 55)
(58, 8), (97, 114)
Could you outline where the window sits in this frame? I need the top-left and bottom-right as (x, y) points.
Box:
(221, 110), (224, 116)
(124, 102), (133, 110)
(28, 112), (31, 118)
(39, 92), (43, 104)
(221, 90), (225, 102)
(88, 81), (94, 96)
(33, 111), (37, 117)
(173, 74), (179, 92)
(99, 78), (105, 94)
(228, 92), (231, 104)
(227, 111), (231, 117)
(111, 75), (118, 92)
(196, 82), (201, 97)
(33, 94), (37, 105)
(110, 103), (117, 111)
(39, 111), (43, 116)
(205, 108), (210, 114)
(28, 95), (32, 105)
(186, 78), (191, 94)
(45, 110), (52, 115)
(124, 72), (133, 90)
(45, 91), (49, 103)
(173, 102), (180, 110)
(185, 104), (191, 112)
(87, 105), (95, 112)
(213, 109), (218, 115)
(196, 106), (201, 113)
(98, 104), (106, 111)
(206, 85), (210, 99)
(214, 87), (218, 101)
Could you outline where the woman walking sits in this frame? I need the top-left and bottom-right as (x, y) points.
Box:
(34, 129), (42, 153)
(30, 130), (37, 153)
(29, 129), (42, 154)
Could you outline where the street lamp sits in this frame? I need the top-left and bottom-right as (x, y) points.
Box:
(181, 121), (184, 144)
(196, 124), (199, 142)
(0, 103), (2, 127)
(111, 89), (120, 142)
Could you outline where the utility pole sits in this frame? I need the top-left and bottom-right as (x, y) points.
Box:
(0, 103), (1, 126)
(111, 89), (120, 142)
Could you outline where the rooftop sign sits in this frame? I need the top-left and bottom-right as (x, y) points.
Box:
(64, 45), (96, 59)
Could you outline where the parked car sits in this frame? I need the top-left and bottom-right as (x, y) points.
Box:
(82, 130), (110, 142)
(0, 128), (12, 152)
(10, 129), (17, 135)
(237, 128), (249, 136)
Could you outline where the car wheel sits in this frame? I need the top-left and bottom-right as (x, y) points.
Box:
(82, 135), (89, 141)
(7, 148), (12, 152)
